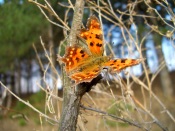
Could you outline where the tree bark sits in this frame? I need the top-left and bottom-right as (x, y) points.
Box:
(59, 86), (82, 130)
(59, 0), (85, 130)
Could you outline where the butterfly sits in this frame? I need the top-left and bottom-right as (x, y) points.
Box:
(58, 15), (142, 84)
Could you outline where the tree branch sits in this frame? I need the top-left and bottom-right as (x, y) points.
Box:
(58, 0), (85, 130)
(80, 105), (149, 131)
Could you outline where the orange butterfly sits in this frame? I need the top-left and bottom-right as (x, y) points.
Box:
(58, 16), (142, 84)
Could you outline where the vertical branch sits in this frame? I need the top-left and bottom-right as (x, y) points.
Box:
(59, 0), (85, 131)
(68, 1), (84, 46)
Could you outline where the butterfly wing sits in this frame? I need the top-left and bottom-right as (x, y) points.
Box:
(69, 67), (100, 84)
(58, 46), (90, 73)
(80, 16), (104, 56)
(104, 59), (141, 72)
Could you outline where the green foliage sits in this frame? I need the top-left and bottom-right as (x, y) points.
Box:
(28, 91), (45, 104)
(18, 119), (27, 126)
(13, 91), (45, 112)
(9, 91), (45, 126)
(14, 102), (27, 111)
(106, 120), (129, 128)
(28, 91), (45, 112)
(107, 101), (133, 116)
(0, 1), (48, 72)
(34, 117), (42, 125)
(106, 119), (117, 127)
(106, 101), (133, 127)
(0, 115), (2, 120)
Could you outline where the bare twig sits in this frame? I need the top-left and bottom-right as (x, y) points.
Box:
(80, 105), (149, 131)
(0, 81), (59, 124)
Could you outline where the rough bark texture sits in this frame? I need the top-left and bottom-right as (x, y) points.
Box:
(59, 88), (82, 130)
(59, 0), (85, 130)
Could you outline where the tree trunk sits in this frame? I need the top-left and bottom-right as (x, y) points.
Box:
(59, 86), (82, 130)
(27, 60), (32, 94)
(153, 34), (173, 97)
(3, 85), (12, 115)
(16, 60), (21, 96)
(39, 67), (44, 88)
(59, 0), (85, 130)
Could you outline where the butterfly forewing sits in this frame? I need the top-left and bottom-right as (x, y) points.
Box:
(80, 16), (104, 56)
(60, 46), (90, 72)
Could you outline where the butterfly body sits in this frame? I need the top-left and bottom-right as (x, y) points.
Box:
(77, 55), (109, 71)
(58, 16), (142, 84)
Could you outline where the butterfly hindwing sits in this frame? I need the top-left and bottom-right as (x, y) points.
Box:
(104, 59), (141, 72)
(70, 67), (100, 84)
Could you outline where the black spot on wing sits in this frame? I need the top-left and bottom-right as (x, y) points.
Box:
(75, 57), (79, 62)
(95, 34), (101, 39)
(80, 50), (84, 54)
(93, 69), (99, 73)
(96, 43), (102, 47)
(90, 42), (94, 46)
(121, 59), (126, 63)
